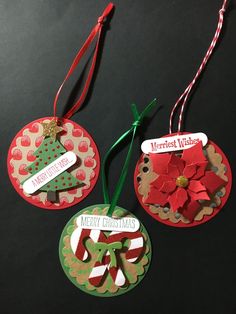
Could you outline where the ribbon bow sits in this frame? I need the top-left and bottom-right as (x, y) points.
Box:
(71, 228), (144, 287)
(53, 3), (114, 120)
(95, 241), (122, 268)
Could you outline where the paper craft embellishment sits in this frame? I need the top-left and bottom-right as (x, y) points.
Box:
(135, 136), (231, 227)
(134, 0), (232, 227)
(59, 205), (150, 296)
(7, 3), (114, 209)
(59, 100), (156, 296)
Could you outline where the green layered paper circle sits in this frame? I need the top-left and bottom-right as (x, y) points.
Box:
(59, 204), (152, 297)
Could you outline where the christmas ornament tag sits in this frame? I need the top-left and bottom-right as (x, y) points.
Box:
(135, 136), (232, 227)
(7, 4), (114, 209)
(59, 205), (151, 297)
(134, 0), (232, 227)
(8, 118), (99, 208)
(59, 100), (156, 296)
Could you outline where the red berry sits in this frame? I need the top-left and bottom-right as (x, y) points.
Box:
(27, 150), (36, 162)
(76, 169), (86, 181)
(29, 123), (39, 133)
(63, 139), (74, 151)
(84, 156), (94, 168)
(21, 135), (31, 147)
(19, 164), (28, 175)
(12, 148), (22, 160)
(72, 128), (83, 137)
(78, 141), (88, 153)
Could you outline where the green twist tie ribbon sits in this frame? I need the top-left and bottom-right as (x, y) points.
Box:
(101, 98), (157, 217)
(95, 241), (122, 268)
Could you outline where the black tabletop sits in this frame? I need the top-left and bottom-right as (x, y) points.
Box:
(0, 1), (236, 313)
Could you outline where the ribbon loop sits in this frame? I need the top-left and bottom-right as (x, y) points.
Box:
(169, 0), (228, 134)
(53, 3), (114, 120)
(102, 98), (157, 217)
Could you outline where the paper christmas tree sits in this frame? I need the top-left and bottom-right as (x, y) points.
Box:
(23, 120), (80, 202)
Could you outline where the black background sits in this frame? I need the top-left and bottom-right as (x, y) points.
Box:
(0, 0), (236, 313)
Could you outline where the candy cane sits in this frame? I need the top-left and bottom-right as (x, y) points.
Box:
(108, 231), (144, 263)
(89, 231), (144, 287)
(71, 228), (106, 261)
(70, 227), (144, 287)
(101, 231), (144, 287)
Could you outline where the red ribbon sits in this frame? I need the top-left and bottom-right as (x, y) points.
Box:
(53, 3), (114, 119)
(169, 0), (228, 134)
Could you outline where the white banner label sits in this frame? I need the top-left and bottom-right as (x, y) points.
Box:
(23, 151), (77, 194)
(141, 132), (208, 154)
(76, 214), (140, 233)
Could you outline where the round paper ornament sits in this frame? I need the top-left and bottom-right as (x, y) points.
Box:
(7, 3), (114, 210)
(134, 0), (232, 227)
(59, 100), (156, 296)
(59, 204), (151, 297)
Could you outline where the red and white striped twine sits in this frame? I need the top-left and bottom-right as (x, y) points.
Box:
(169, 0), (228, 134)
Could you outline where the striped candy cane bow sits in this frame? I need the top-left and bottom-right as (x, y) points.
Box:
(70, 228), (144, 287)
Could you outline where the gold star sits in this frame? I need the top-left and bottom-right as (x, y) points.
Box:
(41, 119), (63, 140)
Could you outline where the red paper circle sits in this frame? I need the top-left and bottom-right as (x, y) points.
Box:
(134, 134), (232, 227)
(7, 117), (100, 210)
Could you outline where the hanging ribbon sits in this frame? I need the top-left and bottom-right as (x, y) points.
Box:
(53, 3), (114, 120)
(101, 98), (157, 217)
(169, 0), (228, 134)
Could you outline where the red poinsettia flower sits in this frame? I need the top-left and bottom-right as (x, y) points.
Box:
(145, 142), (226, 221)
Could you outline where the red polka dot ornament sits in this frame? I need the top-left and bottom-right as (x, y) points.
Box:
(7, 4), (114, 210)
